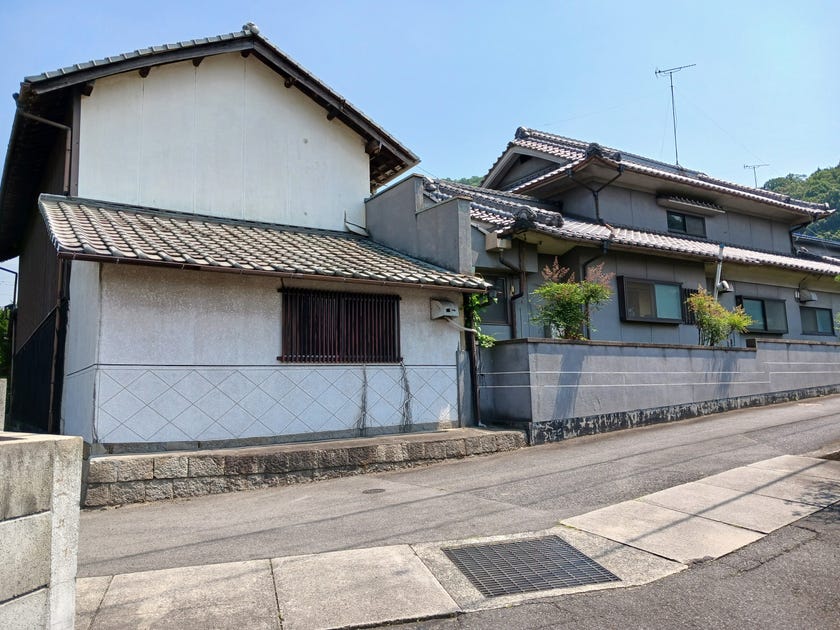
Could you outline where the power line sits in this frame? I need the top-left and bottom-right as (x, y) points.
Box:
(655, 63), (695, 167)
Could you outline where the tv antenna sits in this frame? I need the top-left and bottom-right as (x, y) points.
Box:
(655, 63), (695, 167)
(743, 163), (769, 187)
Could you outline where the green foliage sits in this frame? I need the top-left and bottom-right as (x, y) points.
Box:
(532, 259), (613, 340)
(685, 288), (752, 346)
(764, 163), (840, 239)
(0, 308), (9, 379)
(465, 292), (497, 348)
(450, 175), (483, 187)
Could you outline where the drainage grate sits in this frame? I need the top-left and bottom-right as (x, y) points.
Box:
(443, 536), (620, 597)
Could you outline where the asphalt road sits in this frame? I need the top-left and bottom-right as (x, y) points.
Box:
(396, 503), (840, 630)
(78, 395), (840, 578)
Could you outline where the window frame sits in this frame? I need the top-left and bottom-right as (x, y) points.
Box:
(279, 288), (402, 363)
(736, 296), (789, 334)
(800, 305), (835, 336)
(666, 210), (706, 238)
(479, 274), (510, 325)
(617, 276), (685, 324)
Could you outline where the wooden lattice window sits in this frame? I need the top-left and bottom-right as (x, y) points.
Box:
(279, 288), (401, 363)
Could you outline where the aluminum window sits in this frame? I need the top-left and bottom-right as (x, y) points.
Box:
(480, 275), (510, 324)
(280, 289), (401, 363)
(618, 277), (684, 324)
(667, 211), (706, 238)
(800, 306), (834, 336)
(738, 297), (788, 334)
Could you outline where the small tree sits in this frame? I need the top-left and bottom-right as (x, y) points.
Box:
(685, 287), (752, 346)
(532, 259), (613, 340)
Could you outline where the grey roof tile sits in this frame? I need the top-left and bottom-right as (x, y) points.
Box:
(424, 179), (840, 277)
(488, 128), (832, 218)
(38, 195), (487, 291)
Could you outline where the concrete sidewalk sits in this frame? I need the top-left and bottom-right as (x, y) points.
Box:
(75, 454), (840, 630)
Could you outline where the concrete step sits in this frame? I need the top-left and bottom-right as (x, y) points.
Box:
(83, 428), (526, 508)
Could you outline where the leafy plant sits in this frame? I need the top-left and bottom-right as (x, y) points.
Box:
(685, 287), (752, 346)
(532, 259), (613, 340)
(465, 292), (497, 348)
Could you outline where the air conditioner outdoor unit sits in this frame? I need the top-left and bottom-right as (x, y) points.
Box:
(796, 289), (818, 303)
(430, 299), (459, 319)
(485, 233), (512, 252)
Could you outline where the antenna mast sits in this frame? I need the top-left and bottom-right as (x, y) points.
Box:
(655, 63), (695, 167)
(743, 163), (769, 187)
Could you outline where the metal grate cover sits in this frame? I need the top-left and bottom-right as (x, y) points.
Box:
(443, 535), (620, 597)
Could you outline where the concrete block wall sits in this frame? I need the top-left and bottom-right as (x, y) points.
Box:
(480, 338), (840, 443)
(0, 433), (83, 630)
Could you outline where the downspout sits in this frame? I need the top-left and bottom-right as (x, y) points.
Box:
(497, 241), (527, 339)
(569, 165), (624, 224)
(580, 240), (611, 339)
(712, 244), (725, 300)
(14, 99), (73, 195)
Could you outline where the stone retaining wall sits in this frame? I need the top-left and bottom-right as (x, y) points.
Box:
(84, 429), (525, 507)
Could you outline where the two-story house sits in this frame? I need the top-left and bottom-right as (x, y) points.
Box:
(0, 25), (486, 451)
(368, 128), (840, 442)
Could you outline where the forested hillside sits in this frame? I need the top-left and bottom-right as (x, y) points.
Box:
(763, 164), (840, 238)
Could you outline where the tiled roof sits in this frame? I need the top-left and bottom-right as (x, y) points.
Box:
(38, 195), (487, 291)
(423, 180), (840, 277)
(17, 24), (417, 190)
(487, 128), (832, 219)
(0, 25), (420, 263)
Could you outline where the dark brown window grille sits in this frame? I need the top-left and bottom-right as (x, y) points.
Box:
(280, 288), (401, 363)
(682, 288), (699, 325)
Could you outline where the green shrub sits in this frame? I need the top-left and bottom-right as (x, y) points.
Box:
(532, 259), (613, 340)
(685, 287), (752, 346)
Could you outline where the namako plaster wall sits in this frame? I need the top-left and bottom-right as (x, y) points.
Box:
(62, 262), (466, 445)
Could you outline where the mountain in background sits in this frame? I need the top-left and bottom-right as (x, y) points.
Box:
(763, 164), (840, 239)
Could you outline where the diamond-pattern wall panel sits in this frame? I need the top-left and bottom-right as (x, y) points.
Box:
(94, 365), (458, 443)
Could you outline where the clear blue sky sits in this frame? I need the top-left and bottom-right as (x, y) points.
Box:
(0, 0), (838, 303)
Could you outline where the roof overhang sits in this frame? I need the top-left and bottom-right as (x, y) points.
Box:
(517, 156), (827, 224)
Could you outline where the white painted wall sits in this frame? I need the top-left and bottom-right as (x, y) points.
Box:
(61, 261), (101, 441)
(86, 265), (463, 444)
(77, 53), (370, 230)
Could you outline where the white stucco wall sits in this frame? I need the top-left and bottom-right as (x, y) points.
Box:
(61, 261), (101, 441)
(77, 53), (370, 230)
(80, 265), (463, 444)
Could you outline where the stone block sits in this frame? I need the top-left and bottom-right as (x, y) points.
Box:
(0, 513), (51, 602)
(83, 484), (111, 507)
(405, 442), (427, 460)
(445, 440), (466, 458)
(262, 452), (292, 474)
(110, 481), (146, 505)
(173, 478), (207, 498)
(188, 456), (225, 477)
(0, 588), (48, 630)
(145, 480), (174, 501)
(86, 458), (117, 484)
(464, 436), (494, 455)
(286, 450), (317, 471)
(346, 445), (378, 467)
(115, 458), (154, 481)
(313, 449), (349, 469)
(375, 444), (407, 463)
(153, 456), (189, 479)
(224, 455), (264, 475)
(423, 441), (448, 460)
(0, 440), (53, 520)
